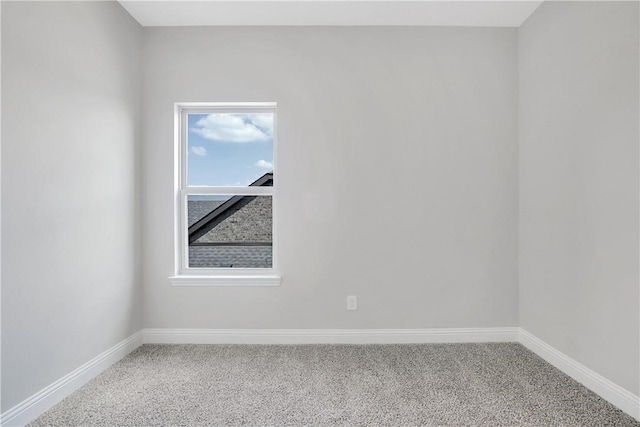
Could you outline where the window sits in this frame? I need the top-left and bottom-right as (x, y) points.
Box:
(170, 103), (280, 286)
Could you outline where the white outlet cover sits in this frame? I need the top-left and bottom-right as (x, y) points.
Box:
(347, 295), (357, 311)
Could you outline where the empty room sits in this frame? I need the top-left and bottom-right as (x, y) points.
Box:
(1, 0), (639, 425)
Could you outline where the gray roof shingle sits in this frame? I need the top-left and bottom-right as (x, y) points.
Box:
(188, 200), (224, 227)
(189, 246), (272, 268)
(193, 196), (272, 244)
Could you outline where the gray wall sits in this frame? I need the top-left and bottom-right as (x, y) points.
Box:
(142, 27), (519, 329)
(519, 1), (639, 395)
(1, 1), (143, 410)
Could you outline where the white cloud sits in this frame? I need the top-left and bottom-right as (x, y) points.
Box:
(254, 159), (274, 169)
(249, 114), (274, 133)
(190, 113), (273, 143)
(190, 146), (207, 156)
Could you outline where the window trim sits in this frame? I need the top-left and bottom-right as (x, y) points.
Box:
(170, 102), (280, 287)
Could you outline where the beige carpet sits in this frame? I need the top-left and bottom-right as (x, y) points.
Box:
(30, 343), (639, 426)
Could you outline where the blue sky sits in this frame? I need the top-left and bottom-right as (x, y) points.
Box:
(187, 113), (274, 186)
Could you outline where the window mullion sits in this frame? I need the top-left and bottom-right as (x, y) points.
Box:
(183, 187), (274, 196)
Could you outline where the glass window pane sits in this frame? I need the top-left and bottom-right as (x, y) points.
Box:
(187, 195), (272, 268)
(187, 113), (274, 187)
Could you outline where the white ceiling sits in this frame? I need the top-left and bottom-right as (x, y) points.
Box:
(118, 0), (543, 27)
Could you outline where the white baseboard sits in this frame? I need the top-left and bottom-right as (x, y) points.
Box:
(0, 331), (143, 427)
(142, 327), (520, 345)
(519, 329), (640, 421)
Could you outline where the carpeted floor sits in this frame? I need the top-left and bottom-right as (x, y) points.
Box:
(30, 343), (639, 426)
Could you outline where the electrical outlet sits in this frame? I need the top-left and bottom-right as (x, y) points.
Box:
(347, 295), (357, 311)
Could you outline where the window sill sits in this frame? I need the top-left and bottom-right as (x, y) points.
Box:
(169, 275), (281, 287)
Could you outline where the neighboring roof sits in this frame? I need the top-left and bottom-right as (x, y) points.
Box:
(187, 171), (273, 268)
(193, 196), (272, 244)
(188, 172), (273, 244)
(189, 246), (272, 269)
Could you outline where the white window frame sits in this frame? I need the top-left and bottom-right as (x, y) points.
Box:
(169, 102), (280, 287)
